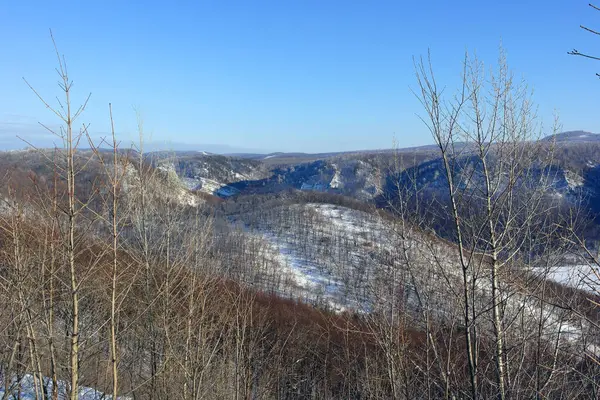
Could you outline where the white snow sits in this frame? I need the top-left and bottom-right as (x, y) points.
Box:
(0, 373), (127, 400)
(261, 230), (353, 312)
(329, 165), (343, 189)
(564, 170), (584, 189)
(234, 203), (403, 312)
(540, 264), (600, 294)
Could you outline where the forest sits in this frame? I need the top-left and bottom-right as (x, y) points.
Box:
(1, 26), (600, 400)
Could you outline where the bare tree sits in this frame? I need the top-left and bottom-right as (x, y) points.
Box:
(23, 31), (93, 400)
(414, 49), (563, 399)
(568, 2), (600, 77)
(84, 103), (134, 399)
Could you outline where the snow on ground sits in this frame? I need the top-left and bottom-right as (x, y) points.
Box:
(564, 170), (584, 189)
(235, 203), (401, 312)
(260, 231), (350, 312)
(329, 165), (343, 189)
(198, 177), (222, 193)
(0, 374), (127, 400)
(541, 264), (600, 294)
(232, 201), (599, 353)
(234, 202), (481, 315)
(312, 203), (383, 235)
(182, 176), (201, 190)
(184, 176), (241, 197)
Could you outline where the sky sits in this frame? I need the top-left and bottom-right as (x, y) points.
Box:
(0, 0), (599, 153)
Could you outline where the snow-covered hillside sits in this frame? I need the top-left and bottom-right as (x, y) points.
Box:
(253, 203), (397, 311)
(542, 263), (600, 294)
(231, 202), (466, 314)
(155, 154), (269, 195)
(227, 201), (599, 357)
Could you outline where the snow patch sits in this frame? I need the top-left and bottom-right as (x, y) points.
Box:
(564, 170), (584, 189)
(536, 264), (600, 293)
(329, 165), (343, 189)
(0, 373), (128, 400)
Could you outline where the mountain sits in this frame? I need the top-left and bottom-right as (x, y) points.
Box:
(543, 130), (600, 142)
(146, 136), (600, 246)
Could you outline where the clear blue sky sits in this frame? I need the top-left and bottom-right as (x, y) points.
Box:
(0, 0), (598, 153)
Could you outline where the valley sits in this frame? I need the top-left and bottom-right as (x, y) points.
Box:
(1, 130), (600, 398)
(2, 4), (599, 393)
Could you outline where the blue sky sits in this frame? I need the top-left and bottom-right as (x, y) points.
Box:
(0, 0), (598, 153)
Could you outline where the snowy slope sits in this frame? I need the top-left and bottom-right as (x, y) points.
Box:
(229, 201), (600, 357)
(156, 155), (269, 196)
(541, 264), (600, 293)
(233, 202), (450, 312)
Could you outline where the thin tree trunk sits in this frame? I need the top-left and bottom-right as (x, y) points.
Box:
(109, 104), (120, 400)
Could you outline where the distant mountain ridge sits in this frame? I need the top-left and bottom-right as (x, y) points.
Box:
(543, 130), (600, 142)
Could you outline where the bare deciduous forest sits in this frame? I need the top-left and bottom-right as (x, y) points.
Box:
(2, 9), (600, 400)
